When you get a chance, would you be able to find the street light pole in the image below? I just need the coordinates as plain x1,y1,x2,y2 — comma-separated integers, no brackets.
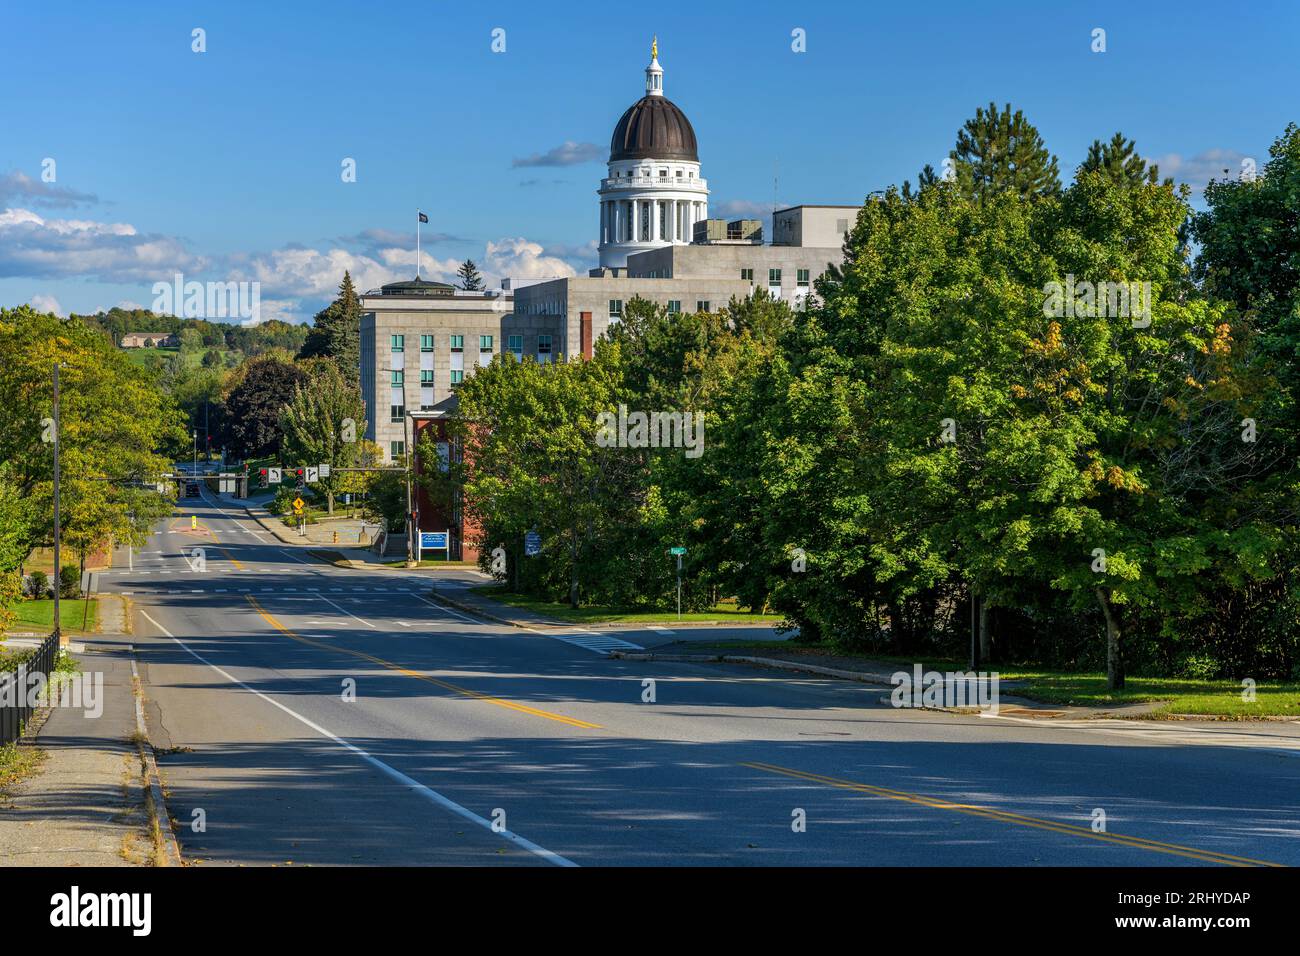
192,429,198,477
52,362,63,646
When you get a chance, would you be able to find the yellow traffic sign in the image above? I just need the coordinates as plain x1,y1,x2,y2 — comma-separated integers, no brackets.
292,497,305,513
190,515,197,530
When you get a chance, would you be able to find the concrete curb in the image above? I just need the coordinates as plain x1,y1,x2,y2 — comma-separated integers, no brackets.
429,589,553,628
242,503,304,546
129,653,182,867
609,651,903,687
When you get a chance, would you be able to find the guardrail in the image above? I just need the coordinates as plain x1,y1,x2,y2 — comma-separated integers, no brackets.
1,632,60,745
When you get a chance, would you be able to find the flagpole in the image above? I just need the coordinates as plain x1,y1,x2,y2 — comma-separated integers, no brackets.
416,209,421,278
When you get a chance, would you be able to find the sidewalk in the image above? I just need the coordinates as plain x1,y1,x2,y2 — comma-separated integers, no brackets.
234,491,379,549
0,638,154,865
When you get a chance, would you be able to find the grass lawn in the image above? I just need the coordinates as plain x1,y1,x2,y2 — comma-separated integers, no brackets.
1005,673,1300,718
669,640,1300,718
4,599,98,635
473,587,783,625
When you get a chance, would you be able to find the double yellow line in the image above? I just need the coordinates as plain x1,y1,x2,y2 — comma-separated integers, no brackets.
245,595,601,730
740,760,1283,867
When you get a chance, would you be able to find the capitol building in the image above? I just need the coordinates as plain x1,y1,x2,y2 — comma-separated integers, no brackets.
360,38,861,531
597,39,710,269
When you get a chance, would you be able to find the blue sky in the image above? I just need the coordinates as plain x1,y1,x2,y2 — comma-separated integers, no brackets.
1,0,1295,323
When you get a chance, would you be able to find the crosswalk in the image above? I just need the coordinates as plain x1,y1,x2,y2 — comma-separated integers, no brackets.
544,631,645,654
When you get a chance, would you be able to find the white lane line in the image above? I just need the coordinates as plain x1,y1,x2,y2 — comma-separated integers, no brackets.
314,592,377,629
648,627,674,635
137,610,574,867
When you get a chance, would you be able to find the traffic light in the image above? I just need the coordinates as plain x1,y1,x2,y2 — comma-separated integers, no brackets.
295,468,305,491
259,468,268,488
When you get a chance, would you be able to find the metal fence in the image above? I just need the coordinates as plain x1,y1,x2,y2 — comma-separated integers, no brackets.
1,633,60,746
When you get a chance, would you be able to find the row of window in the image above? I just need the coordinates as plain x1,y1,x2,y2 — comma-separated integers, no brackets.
611,168,696,179
608,298,714,317
390,333,552,355
736,268,811,286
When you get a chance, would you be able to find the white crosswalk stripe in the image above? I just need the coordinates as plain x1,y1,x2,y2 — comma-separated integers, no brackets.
544,631,644,655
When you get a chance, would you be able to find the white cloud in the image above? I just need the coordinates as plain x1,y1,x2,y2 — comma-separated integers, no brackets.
0,206,205,282
512,141,603,168
1151,148,1253,194
29,293,63,316
482,237,577,283
0,171,98,209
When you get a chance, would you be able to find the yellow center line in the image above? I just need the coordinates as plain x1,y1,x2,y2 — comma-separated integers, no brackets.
740,761,1284,868
245,595,602,730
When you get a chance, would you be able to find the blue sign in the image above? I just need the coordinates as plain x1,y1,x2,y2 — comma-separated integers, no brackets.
420,531,449,550
524,530,541,557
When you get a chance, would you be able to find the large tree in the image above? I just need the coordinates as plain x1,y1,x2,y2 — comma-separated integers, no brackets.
456,259,485,291
279,360,366,513
949,102,1061,201
298,272,362,378
0,306,181,572
219,353,308,460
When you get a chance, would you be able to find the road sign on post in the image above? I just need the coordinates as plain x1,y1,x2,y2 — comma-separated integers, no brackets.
669,547,686,619
305,466,319,483
268,467,281,484
319,463,331,478
525,530,541,557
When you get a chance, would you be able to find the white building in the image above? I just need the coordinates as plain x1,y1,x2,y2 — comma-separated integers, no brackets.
597,39,709,271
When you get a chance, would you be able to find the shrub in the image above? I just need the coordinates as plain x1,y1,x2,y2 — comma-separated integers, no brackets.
28,570,49,599
59,565,80,598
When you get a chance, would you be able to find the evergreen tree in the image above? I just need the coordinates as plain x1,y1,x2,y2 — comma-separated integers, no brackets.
1080,132,1164,186
950,102,1060,201
298,271,362,378
456,259,485,291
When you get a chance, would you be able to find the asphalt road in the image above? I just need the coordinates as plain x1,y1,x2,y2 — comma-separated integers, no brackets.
115,495,1300,867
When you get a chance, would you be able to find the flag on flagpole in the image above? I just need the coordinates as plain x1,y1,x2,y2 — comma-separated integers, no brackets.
418,211,429,223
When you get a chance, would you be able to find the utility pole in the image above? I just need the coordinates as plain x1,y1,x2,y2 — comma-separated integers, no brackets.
192,428,198,477
52,363,63,646
403,413,416,566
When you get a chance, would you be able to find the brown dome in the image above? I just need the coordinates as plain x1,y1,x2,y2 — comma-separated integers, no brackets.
610,95,698,163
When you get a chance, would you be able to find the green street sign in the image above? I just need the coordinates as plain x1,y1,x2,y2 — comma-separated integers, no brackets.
669,547,686,555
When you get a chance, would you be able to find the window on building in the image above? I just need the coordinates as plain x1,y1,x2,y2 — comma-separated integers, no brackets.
390,440,404,459
420,369,434,385
390,369,404,386
479,335,493,351
696,300,710,313
538,334,552,355
741,268,754,281
391,334,404,352
449,335,463,352
659,169,667,178
837,218,850,234
675,169,682,177
450,369,464,385
420,334,434,351
389,404,404,423
508,334,523,358
667,300,681,313
769,268,782,285
608,299,623,318
797,269,810,287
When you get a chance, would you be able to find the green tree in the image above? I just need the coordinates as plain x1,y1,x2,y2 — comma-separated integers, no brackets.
218,353,307,460
279,360,366,513
456,259,485,291
1080,132,1165,186
949,102,1061,201
299,272,362,378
